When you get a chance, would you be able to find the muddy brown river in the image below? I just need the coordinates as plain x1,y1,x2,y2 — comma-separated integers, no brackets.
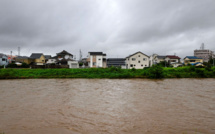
0,79,215,134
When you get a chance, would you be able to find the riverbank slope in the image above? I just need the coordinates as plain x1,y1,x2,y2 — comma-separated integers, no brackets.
0,66,215,79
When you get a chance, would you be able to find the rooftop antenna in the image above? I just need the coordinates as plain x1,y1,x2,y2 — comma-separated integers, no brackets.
201,43,205,50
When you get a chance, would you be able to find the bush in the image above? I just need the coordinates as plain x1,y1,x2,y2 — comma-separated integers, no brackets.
7,63,18,68
21,63,30,68
145,65,164,78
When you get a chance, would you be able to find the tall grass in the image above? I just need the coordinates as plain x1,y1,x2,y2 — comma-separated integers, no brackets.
0,66,215,79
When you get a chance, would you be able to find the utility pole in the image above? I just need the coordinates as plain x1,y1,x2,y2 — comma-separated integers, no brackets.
79,49,82,61
10,51,12,63
18,47,20,56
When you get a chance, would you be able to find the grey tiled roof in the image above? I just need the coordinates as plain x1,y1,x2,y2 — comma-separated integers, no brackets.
89,52,106,56
157,56,166,59
126,51,149,58
0,53,7,58
44,55,51,59
16,56,34,59
30,53,43,59
57,50,73,56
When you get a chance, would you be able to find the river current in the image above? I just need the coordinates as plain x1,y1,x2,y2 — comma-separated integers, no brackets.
0,79,215,134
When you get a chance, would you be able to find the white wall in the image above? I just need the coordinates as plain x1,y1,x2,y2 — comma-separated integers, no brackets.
126,52,149,69
96,55,103,67
68,61,79,68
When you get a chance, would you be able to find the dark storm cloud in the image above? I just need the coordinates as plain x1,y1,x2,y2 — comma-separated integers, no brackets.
0,0,215,58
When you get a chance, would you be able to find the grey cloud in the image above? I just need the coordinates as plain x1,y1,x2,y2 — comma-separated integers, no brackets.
0,0,215,59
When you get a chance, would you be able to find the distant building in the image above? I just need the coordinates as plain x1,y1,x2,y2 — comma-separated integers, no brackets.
126,51,149,69
107,58,126,68
184,56,203,66
194,43,214,62
46,50,79,68
87,52,107,68
30,53,46,65
15,56,34,64
0,53,9,66
44,55,51,62
149,54,181,67
166,55,181,64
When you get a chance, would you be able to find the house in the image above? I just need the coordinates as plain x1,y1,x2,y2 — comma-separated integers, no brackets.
184,56,203,66
0,53,9,66
166,55,181,64
149,54,167,66
15,56,34,64
30,53,46,65
126,51,149,69
46,50,79,68
107,58,126,68
87,52,107,68
56,50,73,60
46,56,57,64
44,55,51,62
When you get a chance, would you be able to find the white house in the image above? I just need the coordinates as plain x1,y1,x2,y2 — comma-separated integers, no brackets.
126,51,149,69
87,52,107,68
0,53,9,66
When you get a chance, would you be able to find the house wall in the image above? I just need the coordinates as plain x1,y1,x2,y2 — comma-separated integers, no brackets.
88,53,106,68
0,55,9,66
16,58,34,64
46,59,57,64
68,61,79,68
184,58,203,65
126,52,149,69
96,55,103,67
35,55,45,64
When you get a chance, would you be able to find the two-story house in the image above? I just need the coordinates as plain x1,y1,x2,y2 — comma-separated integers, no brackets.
30,53,46,65
126,51,149,69
87,52,107,68
184,56,203,66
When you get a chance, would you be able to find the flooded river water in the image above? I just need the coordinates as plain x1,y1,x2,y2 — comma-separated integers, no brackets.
0,79,215,134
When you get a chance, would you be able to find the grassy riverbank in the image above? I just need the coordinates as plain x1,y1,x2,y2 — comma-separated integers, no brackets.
0,66,215,79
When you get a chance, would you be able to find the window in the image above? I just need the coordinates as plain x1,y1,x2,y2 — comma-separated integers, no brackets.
128,58,129,61
138,61,140,63
132,58,136,61
93,62,96,65
98,59,101,60
130,64,133,67
141,64,143,66
134,64,136,66
139,55,140,57
2,58,6,61
143,58,147,61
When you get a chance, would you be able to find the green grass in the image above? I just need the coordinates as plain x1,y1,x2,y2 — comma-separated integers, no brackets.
0,66,215,79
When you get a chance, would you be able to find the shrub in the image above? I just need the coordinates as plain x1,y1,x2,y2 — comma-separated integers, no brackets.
7,63,18,68
21,63,30,68
146,65,164,79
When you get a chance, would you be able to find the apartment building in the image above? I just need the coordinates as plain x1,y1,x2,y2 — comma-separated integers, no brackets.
194,43,214,62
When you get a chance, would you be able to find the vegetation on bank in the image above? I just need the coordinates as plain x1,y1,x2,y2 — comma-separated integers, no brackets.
0,66,215,79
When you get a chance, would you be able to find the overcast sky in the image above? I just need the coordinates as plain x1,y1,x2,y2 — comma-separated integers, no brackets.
0,0,215,59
